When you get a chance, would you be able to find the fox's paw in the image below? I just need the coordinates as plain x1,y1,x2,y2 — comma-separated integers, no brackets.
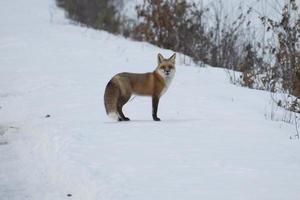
153,117,161,121
123,117,130,121
118,117,130,121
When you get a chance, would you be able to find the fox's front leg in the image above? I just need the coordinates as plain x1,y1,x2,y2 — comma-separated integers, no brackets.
152,96,161,121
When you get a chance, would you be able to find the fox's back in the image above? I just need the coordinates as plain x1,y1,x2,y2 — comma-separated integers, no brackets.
112,72,164,96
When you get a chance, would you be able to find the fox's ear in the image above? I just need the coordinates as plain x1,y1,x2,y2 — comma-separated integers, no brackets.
169,53,176,64
158,53,164,64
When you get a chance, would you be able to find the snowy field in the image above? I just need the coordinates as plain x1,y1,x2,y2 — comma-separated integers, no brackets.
1,0,300,199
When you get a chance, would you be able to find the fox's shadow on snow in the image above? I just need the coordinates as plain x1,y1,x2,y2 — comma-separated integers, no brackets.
103,118,199,124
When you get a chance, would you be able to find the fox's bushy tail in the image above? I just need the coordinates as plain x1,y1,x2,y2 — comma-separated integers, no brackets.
104,79,119,120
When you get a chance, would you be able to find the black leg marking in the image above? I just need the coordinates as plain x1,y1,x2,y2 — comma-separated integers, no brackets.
152,96,161,121
117,107,130,121
117,99,130,121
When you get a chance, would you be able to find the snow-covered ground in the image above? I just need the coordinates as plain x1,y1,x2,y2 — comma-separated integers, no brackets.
1,0,300,199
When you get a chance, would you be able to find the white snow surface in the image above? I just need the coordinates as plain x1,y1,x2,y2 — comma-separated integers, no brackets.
1,0,300,200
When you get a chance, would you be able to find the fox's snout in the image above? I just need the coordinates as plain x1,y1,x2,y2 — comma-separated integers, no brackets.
160,67,174,77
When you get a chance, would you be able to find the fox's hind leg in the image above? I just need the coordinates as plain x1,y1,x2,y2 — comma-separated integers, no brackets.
117,94,131,121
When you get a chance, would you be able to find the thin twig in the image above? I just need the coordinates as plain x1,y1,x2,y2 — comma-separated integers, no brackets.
294,115,300,139
128,95,137,102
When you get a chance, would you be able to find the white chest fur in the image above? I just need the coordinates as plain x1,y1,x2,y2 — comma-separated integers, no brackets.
158,71,175,97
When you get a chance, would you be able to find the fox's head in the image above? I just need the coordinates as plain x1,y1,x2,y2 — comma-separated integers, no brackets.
156,53,176,79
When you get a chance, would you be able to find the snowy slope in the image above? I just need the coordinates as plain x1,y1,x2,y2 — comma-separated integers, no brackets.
1,0,300,200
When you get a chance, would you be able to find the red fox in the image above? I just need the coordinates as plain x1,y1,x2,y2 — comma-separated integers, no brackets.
104,53,176,121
